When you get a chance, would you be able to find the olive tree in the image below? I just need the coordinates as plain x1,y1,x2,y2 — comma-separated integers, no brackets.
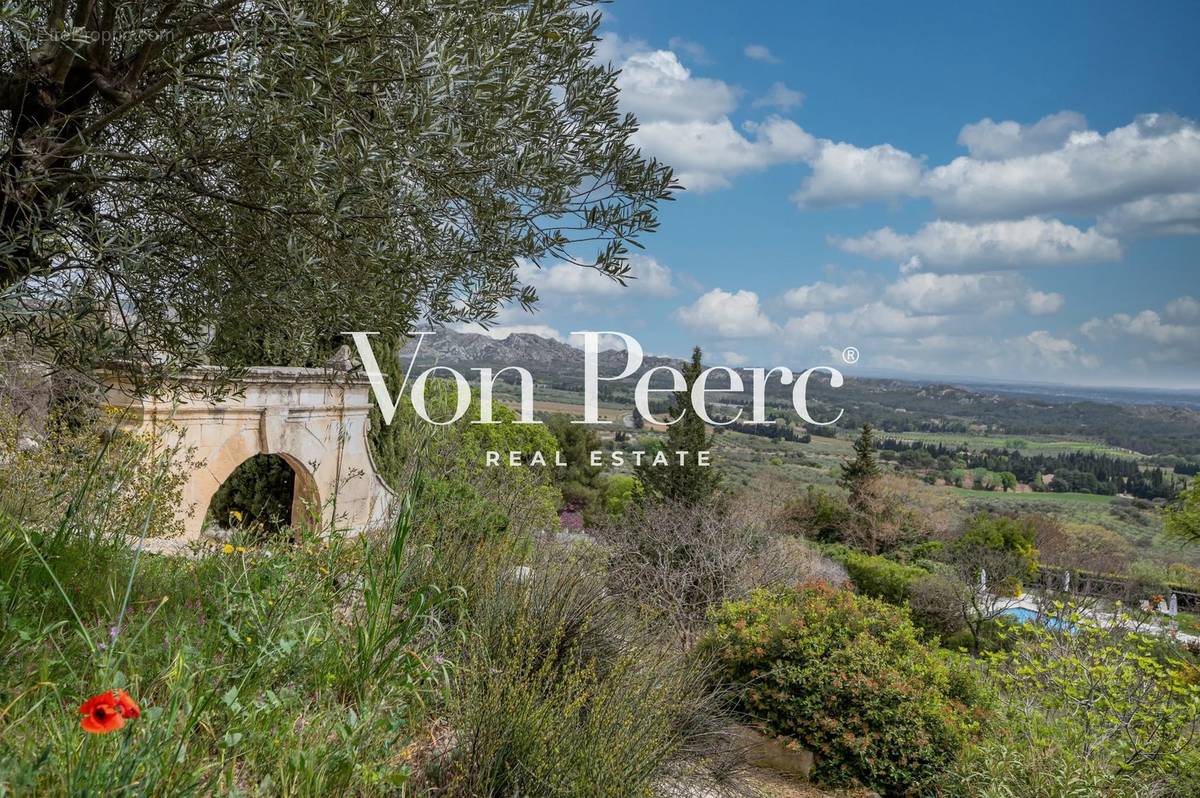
0,1,673,390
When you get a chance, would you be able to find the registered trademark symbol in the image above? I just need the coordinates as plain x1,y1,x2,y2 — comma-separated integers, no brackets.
841,346,860,365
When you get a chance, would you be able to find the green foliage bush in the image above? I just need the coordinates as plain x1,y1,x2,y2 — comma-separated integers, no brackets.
1,487,451,794
699,583,981,793
946,735,1157,798
0,409,197,628
546,414,605,515
943,606,1200,797
1165,479,1200,543
0,409,192,543
369,369,561,536
824,544,929,605
957,512,1038,583
599,474,642,518
418,478,512,542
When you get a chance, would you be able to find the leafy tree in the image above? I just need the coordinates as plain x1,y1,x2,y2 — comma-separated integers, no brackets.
839,423,879,509
634,347,719,504
956,513,1039,579
546,413,604,513
946,604,1200,796
941,513,1040,652
364,336,561,536
599,474,641,518
0,1,674,390
1032,515,1134,576
1165,480,1200,544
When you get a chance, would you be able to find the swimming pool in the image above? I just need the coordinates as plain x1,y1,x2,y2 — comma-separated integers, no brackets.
1000,606,1076,632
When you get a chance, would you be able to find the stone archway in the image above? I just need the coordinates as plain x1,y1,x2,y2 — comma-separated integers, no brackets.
205,452,320,532
105,366,395,541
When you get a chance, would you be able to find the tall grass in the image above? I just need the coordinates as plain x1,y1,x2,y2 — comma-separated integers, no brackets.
1,407,753,796
0,411,450,795
423,553,749,798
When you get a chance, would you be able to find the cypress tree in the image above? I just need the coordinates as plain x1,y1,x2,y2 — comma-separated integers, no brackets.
635,347,720,504
840,423,879,509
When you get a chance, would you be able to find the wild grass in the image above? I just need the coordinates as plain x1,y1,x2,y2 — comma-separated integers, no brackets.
427,556,747,797
0,407,451,794
0,410,748,796
0,507,451,795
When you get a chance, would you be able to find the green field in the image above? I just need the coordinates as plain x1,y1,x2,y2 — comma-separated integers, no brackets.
880,430,1146,458
945,487,1116,505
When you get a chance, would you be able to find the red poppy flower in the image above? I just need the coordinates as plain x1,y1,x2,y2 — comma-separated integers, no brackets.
114,689,140,719
79,691,125,734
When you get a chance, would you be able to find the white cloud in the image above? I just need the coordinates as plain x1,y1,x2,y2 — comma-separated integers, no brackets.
752,81,804,111
634,116,816,192
1097,191,1200,237
782,311,834,339
782,279,874,311
781,329,1108,383
744,44,781,63
597,35,820,192
834,217,1122,272
1166,296,1200,323
784,273,1063,329
674,288,777,338
793,141,924,207
769,298,1125,381
667,36,710,64
786,112,1200,232
520,255,676,298
1022,290,1065,316
1082,309,1193,347
593,32,646,66
616,50,739,123
884,273,1026,315
834,302,951,337
924,113,1200,219
1010,330,1101,371
1079,299,1200,369
718,351,748,366
957,111,1089,160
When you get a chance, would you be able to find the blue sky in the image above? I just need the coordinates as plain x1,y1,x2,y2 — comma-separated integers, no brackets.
467,1,1200,389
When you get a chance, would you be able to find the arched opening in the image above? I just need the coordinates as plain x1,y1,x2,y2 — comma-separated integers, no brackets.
205,453,320,536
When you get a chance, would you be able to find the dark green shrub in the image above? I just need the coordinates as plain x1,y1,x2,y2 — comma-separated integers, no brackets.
825,545,929,605
418,478,510,543
207,453,295,532
956,513,1038,584
699,583,981,794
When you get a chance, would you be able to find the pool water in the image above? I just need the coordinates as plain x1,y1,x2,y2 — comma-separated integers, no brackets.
1000,606,1076,632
